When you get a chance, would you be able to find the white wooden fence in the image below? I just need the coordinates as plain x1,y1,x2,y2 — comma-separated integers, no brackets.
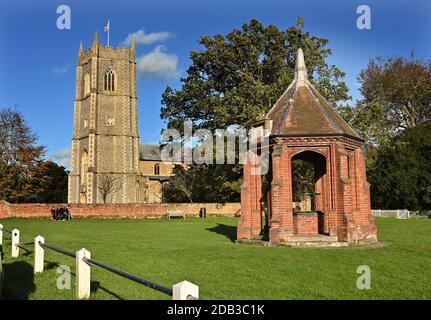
371,209,410,219
0,223,199,300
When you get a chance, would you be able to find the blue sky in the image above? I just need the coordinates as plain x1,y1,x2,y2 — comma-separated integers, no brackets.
0,0,430,168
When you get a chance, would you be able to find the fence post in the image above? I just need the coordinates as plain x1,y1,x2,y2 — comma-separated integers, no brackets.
0,251,3,299
173,280,199,300
76,248,91,299
34,236,44,274
11,228,19,258
0,223,3,245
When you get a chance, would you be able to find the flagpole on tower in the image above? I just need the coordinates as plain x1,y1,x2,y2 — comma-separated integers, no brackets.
104,20,110,46
107,20,110,46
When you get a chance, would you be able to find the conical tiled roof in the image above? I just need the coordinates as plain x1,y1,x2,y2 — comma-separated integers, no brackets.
266,48,362,140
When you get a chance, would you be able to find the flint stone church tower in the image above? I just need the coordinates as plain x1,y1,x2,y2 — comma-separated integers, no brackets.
68,32,172,204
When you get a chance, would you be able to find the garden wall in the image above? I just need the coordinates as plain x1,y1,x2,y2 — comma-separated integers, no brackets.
0,201,241,219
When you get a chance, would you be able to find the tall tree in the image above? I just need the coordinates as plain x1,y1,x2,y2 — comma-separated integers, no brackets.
163,165,197,203
160,20,351,201
37,161,69,203
97,174,121,203
350,55,431,149
164,164,242,203
0,107,49,203
161,19,351,133
368,122,431,211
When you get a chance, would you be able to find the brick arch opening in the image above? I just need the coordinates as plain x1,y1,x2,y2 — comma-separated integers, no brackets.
291,150,327,235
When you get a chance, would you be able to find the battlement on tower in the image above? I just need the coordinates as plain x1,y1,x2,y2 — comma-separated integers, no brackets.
78,31,135,65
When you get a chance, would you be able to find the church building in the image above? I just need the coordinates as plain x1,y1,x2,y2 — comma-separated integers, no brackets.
68,32,174,204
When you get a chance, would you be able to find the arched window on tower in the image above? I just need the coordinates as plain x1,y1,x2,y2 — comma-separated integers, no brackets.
154,163,160,175
104,70,115,92
80,150,88,186
84,73,90,96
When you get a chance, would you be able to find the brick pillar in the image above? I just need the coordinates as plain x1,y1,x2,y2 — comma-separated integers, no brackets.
336,146,377,243
237,151,262,240
353,148,377,241
339,148,352,214
268,143,293,244
335,146,351,241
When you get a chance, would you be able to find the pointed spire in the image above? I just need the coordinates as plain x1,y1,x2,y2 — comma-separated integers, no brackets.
130,37,135,52
129,37,135,62
294,48,308,86
92,30,99,47
78,40,83,56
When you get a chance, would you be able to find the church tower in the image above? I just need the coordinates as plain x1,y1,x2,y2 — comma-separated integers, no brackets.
68,32,140,204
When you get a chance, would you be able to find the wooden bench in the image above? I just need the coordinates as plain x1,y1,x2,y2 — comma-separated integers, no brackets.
166,211,185,219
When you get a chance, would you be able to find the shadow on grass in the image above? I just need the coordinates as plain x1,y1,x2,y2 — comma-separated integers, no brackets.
91,281,124,300
207,223,237,243
2,261,35,300
20,246,33,257
45,259,124,300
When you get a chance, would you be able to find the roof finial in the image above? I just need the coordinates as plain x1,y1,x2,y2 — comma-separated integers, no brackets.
296,16,304,30
296,16,304,48
295,48,308,86
93,30,99,47
78,40,83,56
294,17,307,86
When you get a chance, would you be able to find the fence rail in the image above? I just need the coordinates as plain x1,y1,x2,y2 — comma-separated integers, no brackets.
0,226,12,234
82,256,173,296
39,242,76,259
0,223,199,300
17,241,35,246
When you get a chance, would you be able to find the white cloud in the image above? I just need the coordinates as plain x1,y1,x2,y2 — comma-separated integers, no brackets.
51,64,69,76
136,45,180,80
50,148,71,169
122,29,173,46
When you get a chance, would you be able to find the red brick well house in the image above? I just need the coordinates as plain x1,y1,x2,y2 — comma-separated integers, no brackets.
237,48,377,246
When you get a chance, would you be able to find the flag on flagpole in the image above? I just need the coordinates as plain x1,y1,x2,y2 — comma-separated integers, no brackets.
104,20,110,32
104,20,110,46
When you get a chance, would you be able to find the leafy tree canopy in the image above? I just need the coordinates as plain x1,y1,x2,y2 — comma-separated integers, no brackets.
161,19,350,133
0,107,49,203
347,55,431,150
164,164,242,203
37,161,68,203
0,107,69,203
160,19,351,202
368,121,431,211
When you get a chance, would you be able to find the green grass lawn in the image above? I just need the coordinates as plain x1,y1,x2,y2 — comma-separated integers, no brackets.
0,217,430,300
